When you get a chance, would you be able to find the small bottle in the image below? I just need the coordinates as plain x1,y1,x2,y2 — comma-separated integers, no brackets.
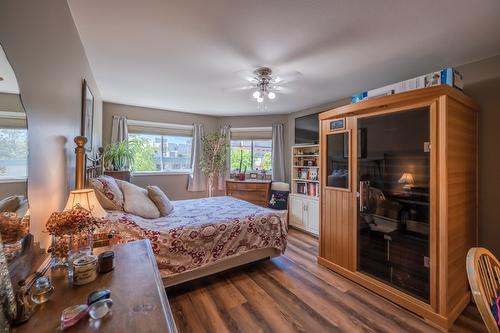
98,251,115,273
31,277,54,304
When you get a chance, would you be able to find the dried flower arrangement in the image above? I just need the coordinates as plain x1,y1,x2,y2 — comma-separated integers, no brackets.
46,206,105,259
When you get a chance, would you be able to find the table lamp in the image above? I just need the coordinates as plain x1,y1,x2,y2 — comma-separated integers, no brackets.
398,172,415,190
64,189,107,218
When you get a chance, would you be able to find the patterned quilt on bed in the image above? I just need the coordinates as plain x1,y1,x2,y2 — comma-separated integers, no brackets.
100,196,287,278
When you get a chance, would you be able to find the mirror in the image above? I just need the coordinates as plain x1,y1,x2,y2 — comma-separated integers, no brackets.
0,43,30,264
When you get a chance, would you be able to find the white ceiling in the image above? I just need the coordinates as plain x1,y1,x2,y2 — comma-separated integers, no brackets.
0,44,19,94
68,0,500,116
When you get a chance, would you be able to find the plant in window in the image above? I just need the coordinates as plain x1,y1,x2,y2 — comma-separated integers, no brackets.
128,137,156,172
200,132,229,197
103,141,135,171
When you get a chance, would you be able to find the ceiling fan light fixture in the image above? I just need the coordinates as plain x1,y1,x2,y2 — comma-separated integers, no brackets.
229,66,302,108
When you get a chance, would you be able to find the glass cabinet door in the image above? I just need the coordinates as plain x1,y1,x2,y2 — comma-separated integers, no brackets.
326,132,349,189
356,107,431,302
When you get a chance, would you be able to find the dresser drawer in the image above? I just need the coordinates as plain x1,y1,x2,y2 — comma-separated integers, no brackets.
225,181,271,207
226,182,269,191
227,189,268,200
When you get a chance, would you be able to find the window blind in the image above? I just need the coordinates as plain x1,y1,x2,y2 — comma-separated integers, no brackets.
0,111,27,129
128,120,193,137
230,127,272,140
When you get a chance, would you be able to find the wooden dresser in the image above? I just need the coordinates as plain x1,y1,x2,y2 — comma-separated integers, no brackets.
225,180,271,207
13,240,178,333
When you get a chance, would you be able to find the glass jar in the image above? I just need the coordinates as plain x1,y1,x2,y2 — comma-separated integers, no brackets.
30,276,54,304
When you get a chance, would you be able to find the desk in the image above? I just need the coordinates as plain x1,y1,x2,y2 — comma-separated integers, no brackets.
13,240,177,333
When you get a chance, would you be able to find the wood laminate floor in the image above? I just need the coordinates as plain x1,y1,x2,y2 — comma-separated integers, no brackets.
167,228,487,333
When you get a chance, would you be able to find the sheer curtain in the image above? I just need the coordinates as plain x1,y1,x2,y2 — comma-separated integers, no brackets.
272,123,285,182
188,123,207,192
110,115,128,144
218,125,231,190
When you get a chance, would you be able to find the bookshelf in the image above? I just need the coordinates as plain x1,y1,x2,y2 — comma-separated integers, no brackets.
291,144,320,198
289,144,320,236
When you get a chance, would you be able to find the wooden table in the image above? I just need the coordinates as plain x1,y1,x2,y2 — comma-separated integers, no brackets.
225,179,271,207
12,240,178,333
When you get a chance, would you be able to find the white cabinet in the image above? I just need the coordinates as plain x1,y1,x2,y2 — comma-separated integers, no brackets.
307,199,319,235
289,195,306,230
289,194,319,236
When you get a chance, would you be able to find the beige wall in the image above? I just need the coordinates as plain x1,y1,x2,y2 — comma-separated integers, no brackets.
457,55,500,257
0,0,103,247
103,102,218,199
103,102,219,146
102,103,289,198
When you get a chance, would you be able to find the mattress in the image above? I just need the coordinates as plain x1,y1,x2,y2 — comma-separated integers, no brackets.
100,196,288,279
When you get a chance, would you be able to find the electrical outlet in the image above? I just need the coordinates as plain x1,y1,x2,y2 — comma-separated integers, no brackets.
424,256,430,268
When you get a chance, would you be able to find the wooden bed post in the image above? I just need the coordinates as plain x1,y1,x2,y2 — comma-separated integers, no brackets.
74,136,87,190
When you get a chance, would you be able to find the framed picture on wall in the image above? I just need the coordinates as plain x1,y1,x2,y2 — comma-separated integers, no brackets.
81,79,94,152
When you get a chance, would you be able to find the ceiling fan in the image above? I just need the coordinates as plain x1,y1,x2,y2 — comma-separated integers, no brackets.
228,66,302,106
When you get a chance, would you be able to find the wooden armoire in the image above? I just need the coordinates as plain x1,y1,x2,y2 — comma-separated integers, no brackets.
318,85,478,330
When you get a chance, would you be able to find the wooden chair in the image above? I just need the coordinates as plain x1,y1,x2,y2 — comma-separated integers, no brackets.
466,247,500,333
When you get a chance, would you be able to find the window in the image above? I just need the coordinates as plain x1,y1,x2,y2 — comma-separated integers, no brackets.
230,139,272,172
0,128,28,180
128,133,192,173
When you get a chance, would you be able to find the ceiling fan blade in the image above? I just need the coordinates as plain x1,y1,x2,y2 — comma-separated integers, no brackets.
271,71,303,84
223,85,256,92
272,86,295,94
234,69,260,83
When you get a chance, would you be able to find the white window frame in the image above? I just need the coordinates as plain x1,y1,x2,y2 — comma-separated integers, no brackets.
230,139,273,172
128,120,193,176
0,111,28,182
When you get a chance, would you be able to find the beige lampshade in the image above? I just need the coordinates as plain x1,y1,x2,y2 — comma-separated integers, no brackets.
398,172,415,189
64,189,107,218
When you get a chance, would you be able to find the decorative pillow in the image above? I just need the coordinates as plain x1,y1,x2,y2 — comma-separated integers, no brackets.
268,190,289,210
147,186,174,217
89,176,124,210
121,182,160,219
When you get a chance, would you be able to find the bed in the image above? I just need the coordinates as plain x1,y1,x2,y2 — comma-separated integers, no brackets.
77,139,287,286
99,195,287,286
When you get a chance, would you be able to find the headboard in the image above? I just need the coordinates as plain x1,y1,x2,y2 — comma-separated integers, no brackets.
74,136,104,189
74,136,114,248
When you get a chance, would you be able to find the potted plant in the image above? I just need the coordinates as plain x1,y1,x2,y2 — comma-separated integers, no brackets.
103,141,135,181
200,132,229,197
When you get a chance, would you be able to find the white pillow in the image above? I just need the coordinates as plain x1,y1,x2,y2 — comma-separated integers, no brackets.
121,182,160,219
88,176,124,210
147,186,174,216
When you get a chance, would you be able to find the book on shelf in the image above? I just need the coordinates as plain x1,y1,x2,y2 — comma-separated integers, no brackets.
297,182,306,195
296,182,320,197
296,167,319,181
307,182,319,197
